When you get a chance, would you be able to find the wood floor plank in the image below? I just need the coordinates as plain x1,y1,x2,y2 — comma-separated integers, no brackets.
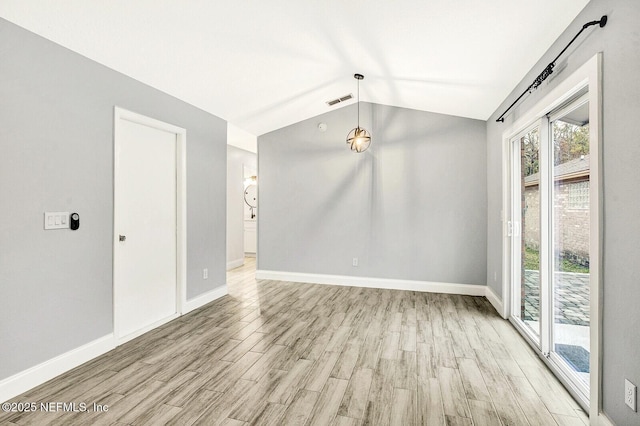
400,324,417,352
432,335,458,370
474,349,529,426
219,418,247,426
133,403,182,425
304,350,341,392
467,399,501,426
89,380,164,425
389,388,416,426
362,359,395,426
416,319,433,343
267,358,314,405
445,414,474,425
416,342,436,380
192,379,255,426
273,338,314,371
355,322,382,370
307,377,349,426
302,328,334,361
205,351,263,392
394,350,417,390
325,326,352,353
518,364,579,416
163,362,231,407
227,369,286,422
330,338,362,380
338,368,374,420
279,389,319,425
553,413,588,426
165,388,222,426
379,331,401,360
247,402,287,426
417,377,445,426
331,415,361,426
457,357,492,402
438,366,471,419
506,375,557,426
241,344,287,381
219,331,266,362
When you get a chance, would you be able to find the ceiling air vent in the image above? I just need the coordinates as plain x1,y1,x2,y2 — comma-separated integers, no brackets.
326,93,353,107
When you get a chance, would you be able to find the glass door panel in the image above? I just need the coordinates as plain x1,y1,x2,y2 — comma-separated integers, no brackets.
512,127,541,342
551,101,591,392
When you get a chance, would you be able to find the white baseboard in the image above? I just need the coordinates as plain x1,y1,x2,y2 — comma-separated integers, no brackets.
0,334,115,403
0,285,228,404
117,313,180,346
183,285,228,314
256,270,486,296
597,413,615,426
227,258,244,270
485,286,506,318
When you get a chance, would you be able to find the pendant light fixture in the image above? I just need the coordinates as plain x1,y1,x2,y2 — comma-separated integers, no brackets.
346,73,371,153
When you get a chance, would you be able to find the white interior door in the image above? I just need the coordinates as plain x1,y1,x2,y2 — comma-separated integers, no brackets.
114,112,178,340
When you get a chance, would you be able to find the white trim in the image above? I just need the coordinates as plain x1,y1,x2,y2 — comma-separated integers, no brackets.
540,114,551,356
176,118,188,317
256,270,486,296
0,335,115,403
183,285,228,314
113,107,187,340
485,286,505,318
227,258,244,270
588,53,604,424
116,314,179,346
500,54,602,417
501,132,512,321
597,414,615,426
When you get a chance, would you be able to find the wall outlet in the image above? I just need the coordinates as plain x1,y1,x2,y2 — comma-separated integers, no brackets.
203,268,208,279
625,379,637,411
352,257,358,267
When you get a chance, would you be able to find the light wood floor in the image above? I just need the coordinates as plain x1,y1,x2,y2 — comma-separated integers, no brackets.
1,258,588,425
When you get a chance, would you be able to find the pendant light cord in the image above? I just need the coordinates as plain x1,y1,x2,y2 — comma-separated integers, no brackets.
357,78,360,128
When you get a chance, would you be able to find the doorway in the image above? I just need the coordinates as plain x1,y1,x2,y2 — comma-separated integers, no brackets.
507,90,597,408
243,165,257,258
113,107,187,343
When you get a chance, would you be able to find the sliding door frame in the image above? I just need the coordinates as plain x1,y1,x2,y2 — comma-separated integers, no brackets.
501,54,603,421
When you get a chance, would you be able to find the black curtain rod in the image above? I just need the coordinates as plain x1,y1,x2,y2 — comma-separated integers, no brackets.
496,15,608,123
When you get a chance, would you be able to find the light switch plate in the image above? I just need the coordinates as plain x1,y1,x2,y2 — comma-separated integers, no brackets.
44,212,70,230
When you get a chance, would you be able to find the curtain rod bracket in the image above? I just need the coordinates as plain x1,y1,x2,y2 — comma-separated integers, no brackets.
496,15,607,123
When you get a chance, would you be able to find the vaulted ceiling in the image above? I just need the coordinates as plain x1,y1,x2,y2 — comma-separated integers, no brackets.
1,1,589,135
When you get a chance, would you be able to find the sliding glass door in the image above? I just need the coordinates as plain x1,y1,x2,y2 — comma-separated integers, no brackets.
550,98,591,395
511,125,541,345
509,93,591,402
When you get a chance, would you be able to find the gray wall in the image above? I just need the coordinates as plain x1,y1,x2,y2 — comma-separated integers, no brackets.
258,102,487,285
227,145,257,267
0,19,227,380
485,0,640,423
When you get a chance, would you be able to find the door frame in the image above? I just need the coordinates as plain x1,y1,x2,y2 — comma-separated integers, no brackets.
113,106,187,344
500,54,603,420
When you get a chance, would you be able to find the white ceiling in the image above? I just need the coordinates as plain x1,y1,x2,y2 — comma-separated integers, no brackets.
1,1,589,136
